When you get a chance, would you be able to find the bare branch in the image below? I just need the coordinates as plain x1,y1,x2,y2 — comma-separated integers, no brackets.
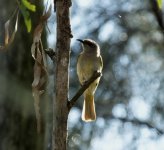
68,71,102,111
110,115,164,135
45,48,56,61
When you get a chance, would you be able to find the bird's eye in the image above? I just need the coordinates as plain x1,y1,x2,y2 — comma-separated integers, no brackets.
88,43,95,48
85,42,94,47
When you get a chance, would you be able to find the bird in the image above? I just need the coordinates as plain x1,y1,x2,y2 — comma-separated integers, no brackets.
76,39,103,122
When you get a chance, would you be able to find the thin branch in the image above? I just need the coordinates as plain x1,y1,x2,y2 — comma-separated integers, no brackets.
45,48,56,61
68,71,102,111
110,115,164,135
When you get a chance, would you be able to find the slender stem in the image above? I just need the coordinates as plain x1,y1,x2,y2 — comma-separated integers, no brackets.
45,48,56,61
68,71,101,111
110,115,164,135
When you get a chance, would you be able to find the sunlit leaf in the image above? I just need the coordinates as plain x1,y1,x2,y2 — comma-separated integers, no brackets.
19,4,32,32
157,0,162,9
22,0,36,12
25,17,31,32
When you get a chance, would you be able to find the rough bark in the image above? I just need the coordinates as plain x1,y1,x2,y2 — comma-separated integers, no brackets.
52,0,72,150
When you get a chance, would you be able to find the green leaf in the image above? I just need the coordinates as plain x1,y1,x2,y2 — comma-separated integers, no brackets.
25,17,32,32
22,0,36,12
19,4,32,32
157,0,162,9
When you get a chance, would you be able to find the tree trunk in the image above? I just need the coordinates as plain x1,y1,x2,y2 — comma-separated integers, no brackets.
52,0,72,150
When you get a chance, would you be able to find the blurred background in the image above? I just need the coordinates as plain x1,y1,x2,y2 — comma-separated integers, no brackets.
1,0,164,150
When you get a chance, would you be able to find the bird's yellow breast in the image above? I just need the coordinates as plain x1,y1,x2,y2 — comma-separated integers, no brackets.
77,52,102,84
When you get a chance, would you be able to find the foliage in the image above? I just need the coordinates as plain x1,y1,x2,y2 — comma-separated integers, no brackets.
0,1,46,150
19,0,36,32
157,0,162,9
0,0,36,50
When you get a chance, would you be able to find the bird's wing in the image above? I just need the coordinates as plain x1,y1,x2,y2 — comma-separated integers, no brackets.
77,53,82,63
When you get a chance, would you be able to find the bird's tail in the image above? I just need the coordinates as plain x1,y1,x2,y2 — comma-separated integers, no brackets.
82,92,96,122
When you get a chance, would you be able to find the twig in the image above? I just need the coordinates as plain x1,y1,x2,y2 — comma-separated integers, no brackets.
54,0,56,12
68,71,102,111
110,115,164,135
45,48,56,61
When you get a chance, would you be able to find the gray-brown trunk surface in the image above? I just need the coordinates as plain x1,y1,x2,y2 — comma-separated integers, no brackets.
52,0,71,150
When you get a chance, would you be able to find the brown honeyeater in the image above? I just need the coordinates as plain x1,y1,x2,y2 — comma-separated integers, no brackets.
77,39,103,122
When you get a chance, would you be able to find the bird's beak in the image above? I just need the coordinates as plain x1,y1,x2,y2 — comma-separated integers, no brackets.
76,39,84,43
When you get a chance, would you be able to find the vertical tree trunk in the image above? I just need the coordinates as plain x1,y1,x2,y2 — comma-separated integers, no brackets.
52,0,72,150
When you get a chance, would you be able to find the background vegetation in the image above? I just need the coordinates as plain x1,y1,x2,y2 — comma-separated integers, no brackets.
0,0,164,150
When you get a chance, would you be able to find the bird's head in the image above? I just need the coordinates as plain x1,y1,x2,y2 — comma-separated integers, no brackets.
77,39,100,54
